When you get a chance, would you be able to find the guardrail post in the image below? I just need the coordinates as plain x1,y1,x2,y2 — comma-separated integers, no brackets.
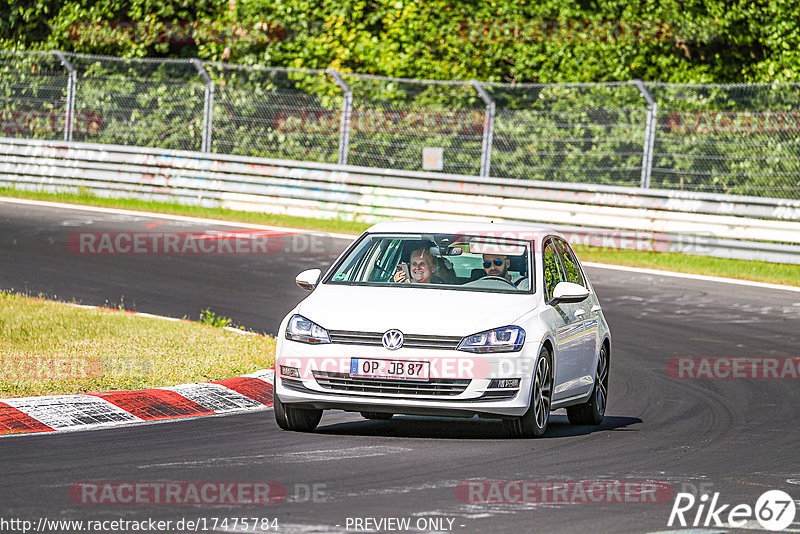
326,69,353,166
471,80,495,178
191,59,214,153
633,80,657,189
53,51,77,142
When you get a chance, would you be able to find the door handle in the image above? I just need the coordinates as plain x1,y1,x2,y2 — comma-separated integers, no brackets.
591,305,602,313
574,309,586,318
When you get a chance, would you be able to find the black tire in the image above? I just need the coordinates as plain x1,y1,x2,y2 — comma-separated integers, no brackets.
567,343,609,426
504,346,553,438
360,412,393,420
273,393,323,432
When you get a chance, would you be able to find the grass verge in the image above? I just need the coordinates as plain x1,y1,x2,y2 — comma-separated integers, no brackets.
0,292,275,398
0,187,371,235
2,187,798,287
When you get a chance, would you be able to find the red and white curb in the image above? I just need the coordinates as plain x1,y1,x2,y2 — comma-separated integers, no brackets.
0,301,275,436
0,369,274,436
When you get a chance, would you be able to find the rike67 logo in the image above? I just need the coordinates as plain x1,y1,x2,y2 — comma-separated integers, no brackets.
669,490,796,531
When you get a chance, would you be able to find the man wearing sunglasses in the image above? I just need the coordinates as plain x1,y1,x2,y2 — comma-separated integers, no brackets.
482,254,517,282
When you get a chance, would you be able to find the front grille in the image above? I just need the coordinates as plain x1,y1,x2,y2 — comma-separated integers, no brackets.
328,330,461,350
313,371,470,397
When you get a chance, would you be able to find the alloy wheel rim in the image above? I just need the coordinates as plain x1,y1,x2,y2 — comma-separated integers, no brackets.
533,355,551,428
596,347,608,415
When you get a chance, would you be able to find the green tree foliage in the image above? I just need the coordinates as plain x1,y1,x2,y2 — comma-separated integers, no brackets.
2,1,799,198
2,0,799,83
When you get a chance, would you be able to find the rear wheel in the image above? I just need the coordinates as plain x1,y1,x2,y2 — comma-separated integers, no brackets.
360,412,393,420
567,344,609,426
504,346,553,438
274,393,323,432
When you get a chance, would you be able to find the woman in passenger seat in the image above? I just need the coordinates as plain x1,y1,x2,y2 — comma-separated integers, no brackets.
393,246,438,284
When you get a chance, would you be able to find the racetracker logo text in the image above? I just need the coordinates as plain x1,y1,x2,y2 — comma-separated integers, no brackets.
277,355,539,380
67,21,287,45
457,480,674,504
69,482,287,505
1,110,104,135
667,357,800,379
67,230,328,255
0,354,151,380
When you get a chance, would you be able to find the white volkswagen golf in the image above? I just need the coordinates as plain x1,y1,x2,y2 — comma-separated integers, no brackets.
274,221,611,438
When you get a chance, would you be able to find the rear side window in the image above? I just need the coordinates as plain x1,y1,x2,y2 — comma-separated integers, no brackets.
542,239,565,302
555,239,585,288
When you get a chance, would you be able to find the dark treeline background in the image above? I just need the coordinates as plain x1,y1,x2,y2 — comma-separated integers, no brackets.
2,0,798,82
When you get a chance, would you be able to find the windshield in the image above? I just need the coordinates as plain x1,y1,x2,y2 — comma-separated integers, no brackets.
326,233,533,293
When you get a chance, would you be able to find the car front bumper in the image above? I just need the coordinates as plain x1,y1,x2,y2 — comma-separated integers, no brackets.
275,342,540,418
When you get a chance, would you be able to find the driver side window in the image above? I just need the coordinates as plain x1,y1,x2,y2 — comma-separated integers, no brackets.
543,240,565,302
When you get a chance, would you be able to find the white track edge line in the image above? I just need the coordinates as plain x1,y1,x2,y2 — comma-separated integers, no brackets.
583,261,800,293
0,196,356,240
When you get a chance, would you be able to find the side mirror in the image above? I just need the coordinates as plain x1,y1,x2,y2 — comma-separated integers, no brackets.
548,281,589,306
295,269,322,291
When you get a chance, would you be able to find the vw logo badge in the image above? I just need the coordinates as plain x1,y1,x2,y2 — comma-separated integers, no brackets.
382,329,404,350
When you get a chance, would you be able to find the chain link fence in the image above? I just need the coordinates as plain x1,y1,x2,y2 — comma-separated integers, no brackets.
2,50,799,198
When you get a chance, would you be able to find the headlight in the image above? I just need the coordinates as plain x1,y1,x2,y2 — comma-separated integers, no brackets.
457,326,525,353
285,314,330,344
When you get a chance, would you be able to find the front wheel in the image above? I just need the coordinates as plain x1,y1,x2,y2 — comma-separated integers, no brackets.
504,346,553,438
567,344,609,426
274,393,323,432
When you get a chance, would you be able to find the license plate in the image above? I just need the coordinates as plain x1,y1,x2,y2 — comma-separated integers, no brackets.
350,358,430,381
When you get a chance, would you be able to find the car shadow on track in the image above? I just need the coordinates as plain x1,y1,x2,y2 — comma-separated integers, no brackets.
543,414,642,438
316,413,641,440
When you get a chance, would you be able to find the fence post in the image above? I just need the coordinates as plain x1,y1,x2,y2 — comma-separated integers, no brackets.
326,69,353,166
53,51,76,143
191,59,214,153
633,80,657,188
471,80,495,178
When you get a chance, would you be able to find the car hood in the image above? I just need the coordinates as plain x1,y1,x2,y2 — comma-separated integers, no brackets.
296,284,537,336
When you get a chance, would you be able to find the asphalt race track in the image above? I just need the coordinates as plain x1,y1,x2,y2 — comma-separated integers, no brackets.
2,198,799,534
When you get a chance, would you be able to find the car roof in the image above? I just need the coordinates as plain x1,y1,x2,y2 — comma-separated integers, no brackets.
365,220,559,241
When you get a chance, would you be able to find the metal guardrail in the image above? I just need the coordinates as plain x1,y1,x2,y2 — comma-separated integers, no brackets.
3,51,800,198
1,136,799,264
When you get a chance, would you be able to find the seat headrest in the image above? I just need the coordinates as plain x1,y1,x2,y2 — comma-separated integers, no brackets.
509,255,527,275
